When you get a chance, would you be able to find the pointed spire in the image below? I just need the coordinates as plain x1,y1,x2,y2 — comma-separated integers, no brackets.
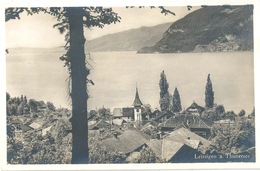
132,84,143,107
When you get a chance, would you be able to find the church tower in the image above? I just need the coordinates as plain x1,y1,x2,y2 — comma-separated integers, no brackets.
132,86,143,122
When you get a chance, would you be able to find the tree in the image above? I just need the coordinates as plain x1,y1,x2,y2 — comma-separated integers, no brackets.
6,7,120,164
24,95,28,103
238,109,246,117
172,87,182,113
134,147,157,163
47,101,56,111
159,70,170,111
250,108,255,117
205,74,214,108
29,99,38,113
201,105,225,121
17,101,27,115
6,6,179,164
142,104,152,120
6,92,10,101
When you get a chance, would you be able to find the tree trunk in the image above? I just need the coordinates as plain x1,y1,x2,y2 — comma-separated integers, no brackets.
67,7,89,164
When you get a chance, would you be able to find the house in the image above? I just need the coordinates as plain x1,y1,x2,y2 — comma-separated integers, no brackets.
186,101,205,115
149,109,161,119
9,118,23,125
154,110,174,123
20,124,32,132
147,127,212,163
42,126,52,136
89,119,111,130
141,120,159,131
160,113,213,139
101,130,151,155
37,101,47,112
113,86,145,122
28,122,42,131
112,118,127,126
122,107,134,121
113,108,123,119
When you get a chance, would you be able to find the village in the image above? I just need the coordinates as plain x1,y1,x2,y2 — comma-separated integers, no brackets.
6,73,255,164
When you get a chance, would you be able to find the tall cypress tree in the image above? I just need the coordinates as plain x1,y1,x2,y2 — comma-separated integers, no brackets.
172,87,182,113
159,70,170,111
205,74,214,108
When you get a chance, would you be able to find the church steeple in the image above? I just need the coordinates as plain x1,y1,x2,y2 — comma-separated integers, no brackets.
132,85,143,107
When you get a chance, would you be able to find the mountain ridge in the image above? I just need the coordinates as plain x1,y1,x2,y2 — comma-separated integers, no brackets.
138,5,253,53
86,22,172,52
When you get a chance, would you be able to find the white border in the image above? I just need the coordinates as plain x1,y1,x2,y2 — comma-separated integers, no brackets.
1,0,259,170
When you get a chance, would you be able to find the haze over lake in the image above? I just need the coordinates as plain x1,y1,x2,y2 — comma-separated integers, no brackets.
6,50,254,114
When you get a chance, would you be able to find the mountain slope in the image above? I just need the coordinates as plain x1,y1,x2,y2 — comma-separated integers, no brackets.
138,5,253,53
86,23,172,52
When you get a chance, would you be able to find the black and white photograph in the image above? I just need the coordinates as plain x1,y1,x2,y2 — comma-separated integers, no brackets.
2,1,259,169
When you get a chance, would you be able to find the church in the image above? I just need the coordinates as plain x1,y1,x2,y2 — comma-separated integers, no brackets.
112,86,145,122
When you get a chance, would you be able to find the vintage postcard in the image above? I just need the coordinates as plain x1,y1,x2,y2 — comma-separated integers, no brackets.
1,0,260,170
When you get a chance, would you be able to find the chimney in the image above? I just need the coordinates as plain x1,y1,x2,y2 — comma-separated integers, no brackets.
157,132,162,139
113,132,118,139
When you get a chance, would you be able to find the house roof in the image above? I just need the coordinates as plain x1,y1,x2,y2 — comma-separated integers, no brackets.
122,108,134,117
89,120,111,130
10,118,23,124
162,113,213,129
20,124,32,132
146,138,185,161
37,101,47,108
126,151,141,162
147,128,211,161
113,108,123,117
42,126,52,136
164,127,211,148
186,101,205,113
154,110,174,121
146,139,163,158
162,139,184,161
88,120,97,127
132,87,143,107
141,120,159,131
113,119,126,126
101,130,151,154
28,122,42,130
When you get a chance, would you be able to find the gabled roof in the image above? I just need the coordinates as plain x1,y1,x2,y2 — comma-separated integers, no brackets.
42,126,52,136
112,119,127,126
88,120,97,127
101,130,151,154
132,87,143,107
28,122,42,130
37,101,47,108
154,110,174,121
186,101,205,113
146,138,185,161
20,124,32,132
89,120,111,130
113,108,123,117
141,120,159,131
164,127,211,148
146,139,163,158
162,113,213,129
147,128,211,161
122,108,134,117
162,139,184,161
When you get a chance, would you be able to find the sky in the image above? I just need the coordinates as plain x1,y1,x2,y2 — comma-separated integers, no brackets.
5,6,200,48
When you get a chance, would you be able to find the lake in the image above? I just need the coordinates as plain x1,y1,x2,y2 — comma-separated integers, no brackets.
6,50,254,114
